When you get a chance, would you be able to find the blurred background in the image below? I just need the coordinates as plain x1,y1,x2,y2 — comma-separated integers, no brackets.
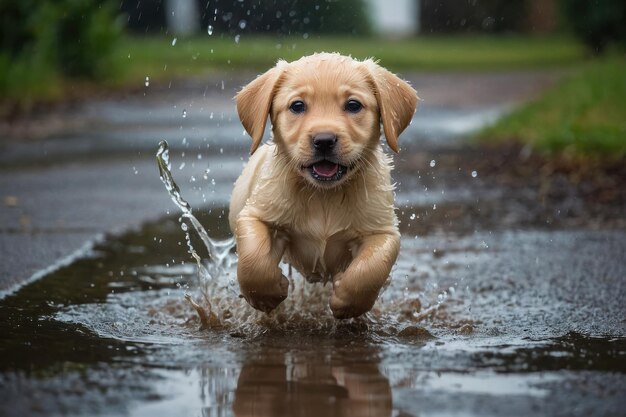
1,0,624,157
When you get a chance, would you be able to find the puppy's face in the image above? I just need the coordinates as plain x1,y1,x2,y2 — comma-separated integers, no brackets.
270,56,380,187
236,53,418,189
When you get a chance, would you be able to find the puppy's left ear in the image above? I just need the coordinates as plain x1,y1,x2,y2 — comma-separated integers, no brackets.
235,62,285,154
363,60,418,153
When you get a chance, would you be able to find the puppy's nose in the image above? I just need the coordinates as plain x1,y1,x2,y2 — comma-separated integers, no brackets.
312,132,337,152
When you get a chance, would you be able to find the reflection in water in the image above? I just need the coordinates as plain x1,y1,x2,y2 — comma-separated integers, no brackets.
229,340,391,417
233,362,391,417
233,364,391,416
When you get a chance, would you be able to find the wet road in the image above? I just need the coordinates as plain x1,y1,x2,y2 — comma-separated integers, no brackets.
0,71,624,417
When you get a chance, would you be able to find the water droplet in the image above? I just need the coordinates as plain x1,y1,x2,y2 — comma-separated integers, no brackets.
144,76,150,87
171,37,177,46
207,25,213,35
471,170,478,178
234,34,240,44
410,213,416,220
430,160,436,168
238,20,247,29
179,162,185,170
433,204,437,210
182,109,187,118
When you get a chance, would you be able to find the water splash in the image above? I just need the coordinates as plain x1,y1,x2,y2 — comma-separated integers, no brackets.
156,140,235,285
155,140,459,337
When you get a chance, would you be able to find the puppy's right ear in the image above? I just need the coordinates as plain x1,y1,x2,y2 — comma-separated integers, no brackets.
235,63,285,154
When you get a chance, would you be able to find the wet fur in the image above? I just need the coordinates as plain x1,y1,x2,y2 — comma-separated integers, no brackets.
230,53,418,318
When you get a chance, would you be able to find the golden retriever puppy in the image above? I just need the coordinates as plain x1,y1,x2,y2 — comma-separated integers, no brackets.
229,53,418,319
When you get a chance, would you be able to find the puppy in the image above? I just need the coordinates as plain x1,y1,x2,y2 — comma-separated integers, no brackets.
229,53,418,319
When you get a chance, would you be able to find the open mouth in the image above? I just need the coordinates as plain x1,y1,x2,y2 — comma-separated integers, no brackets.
306,160,348,182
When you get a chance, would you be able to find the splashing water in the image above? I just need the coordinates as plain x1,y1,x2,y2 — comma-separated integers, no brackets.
156,140,236,324
155,140,459,336
157,140,234,267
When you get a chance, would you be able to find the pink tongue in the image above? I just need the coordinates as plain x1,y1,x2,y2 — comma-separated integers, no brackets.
313,161,338,177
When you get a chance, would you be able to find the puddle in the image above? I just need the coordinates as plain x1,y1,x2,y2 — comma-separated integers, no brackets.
421,372,559,397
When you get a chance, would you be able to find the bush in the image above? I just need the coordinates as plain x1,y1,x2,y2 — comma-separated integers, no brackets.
53,0,123,78
122,0,372,36
197,0,372,37
420,0,528,33
561,0,626,53
0,0,123,98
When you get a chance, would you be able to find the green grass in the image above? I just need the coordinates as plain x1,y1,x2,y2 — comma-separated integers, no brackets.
478,57,626,157
115,34,585,81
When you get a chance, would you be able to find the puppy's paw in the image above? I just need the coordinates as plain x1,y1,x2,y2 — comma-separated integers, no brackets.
330,273,376,319
241,274,289,313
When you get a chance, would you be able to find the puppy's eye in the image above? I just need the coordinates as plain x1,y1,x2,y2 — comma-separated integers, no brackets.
289,100,306,114
345,99,363,113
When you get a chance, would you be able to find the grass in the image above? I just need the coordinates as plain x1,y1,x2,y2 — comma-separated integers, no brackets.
115,34,585,82
478,57,626,158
